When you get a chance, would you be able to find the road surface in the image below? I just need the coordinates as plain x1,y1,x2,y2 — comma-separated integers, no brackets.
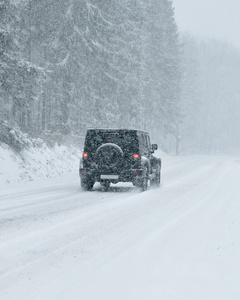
1,155,240,300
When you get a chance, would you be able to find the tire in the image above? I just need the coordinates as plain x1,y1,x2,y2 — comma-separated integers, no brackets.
96,143,123,169
140,167,148,192
150,167,161,187
100,181,110,192
81,177,94,191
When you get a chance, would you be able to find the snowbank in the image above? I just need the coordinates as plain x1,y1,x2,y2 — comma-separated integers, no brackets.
0,142,81,186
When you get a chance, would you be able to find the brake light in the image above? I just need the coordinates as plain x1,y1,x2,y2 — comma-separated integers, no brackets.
82,153,88,158
133,154,139,159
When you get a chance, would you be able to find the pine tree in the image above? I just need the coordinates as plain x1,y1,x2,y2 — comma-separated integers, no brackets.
141,0,181,146
0,0,46,131
0,0,18,121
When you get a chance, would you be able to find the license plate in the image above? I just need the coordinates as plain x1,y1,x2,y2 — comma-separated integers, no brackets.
100,174,119,180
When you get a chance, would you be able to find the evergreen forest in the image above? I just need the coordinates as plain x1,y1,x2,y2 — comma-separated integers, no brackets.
1,0,240,153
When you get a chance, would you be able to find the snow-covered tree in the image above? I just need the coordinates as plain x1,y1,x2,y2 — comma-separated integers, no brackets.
1,0,182,149
0,0,46,131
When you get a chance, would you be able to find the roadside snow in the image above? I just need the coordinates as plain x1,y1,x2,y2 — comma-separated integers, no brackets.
0,143,80,185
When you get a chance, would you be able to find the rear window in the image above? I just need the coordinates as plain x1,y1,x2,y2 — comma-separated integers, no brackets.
84,130,139,154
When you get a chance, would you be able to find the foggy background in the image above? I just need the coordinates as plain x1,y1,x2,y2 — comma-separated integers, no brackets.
173,0,240,154
173,0,240,49
1,0,240,154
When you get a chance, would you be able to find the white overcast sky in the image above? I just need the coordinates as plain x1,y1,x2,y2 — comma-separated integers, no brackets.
172,0,240,50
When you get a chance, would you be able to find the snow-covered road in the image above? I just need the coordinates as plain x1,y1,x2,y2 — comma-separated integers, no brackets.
1,155,240,300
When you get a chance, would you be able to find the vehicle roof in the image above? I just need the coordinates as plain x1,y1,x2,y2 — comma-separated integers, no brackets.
86,128,149,135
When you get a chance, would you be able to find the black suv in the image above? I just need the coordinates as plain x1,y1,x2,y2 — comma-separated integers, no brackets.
79,129,161,191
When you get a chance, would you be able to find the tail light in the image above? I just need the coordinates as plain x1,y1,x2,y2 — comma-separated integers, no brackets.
133,154,139,159
82,152,88,158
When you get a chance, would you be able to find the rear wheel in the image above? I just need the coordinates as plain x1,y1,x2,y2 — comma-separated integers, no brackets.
140,168,148,192
150,167,161,187
81,177,94,191
100,181,110,191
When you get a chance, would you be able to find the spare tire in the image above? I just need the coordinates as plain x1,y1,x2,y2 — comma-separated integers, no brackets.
96,143,123,168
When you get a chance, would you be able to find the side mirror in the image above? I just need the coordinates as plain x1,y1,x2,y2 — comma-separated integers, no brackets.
151,144,158,151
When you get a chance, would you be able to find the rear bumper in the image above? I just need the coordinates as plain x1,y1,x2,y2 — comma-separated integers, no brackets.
79,168,143,183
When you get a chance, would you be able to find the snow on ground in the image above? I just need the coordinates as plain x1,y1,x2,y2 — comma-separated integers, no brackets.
1,145,240,300
0,142,80,185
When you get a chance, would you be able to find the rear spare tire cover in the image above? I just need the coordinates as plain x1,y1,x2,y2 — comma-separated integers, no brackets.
96,143,123,168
